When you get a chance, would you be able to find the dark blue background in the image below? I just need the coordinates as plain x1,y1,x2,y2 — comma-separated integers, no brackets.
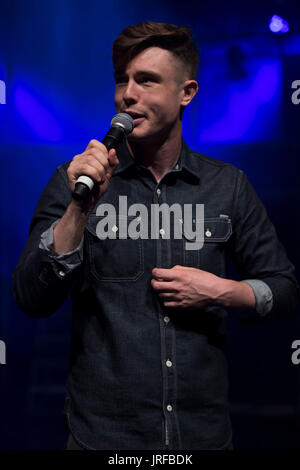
0,0,300,449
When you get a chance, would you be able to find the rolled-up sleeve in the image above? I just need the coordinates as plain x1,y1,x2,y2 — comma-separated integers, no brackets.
242,279,273,315
12,163,83,317
228,170,300,319
39,219,84,277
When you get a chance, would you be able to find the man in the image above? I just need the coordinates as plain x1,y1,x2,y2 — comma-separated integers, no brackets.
12,21,299,450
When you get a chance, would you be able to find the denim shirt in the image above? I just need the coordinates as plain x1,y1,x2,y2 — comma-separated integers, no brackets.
12,140,300,450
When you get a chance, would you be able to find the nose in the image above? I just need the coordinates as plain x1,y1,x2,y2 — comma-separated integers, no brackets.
122,79,138,106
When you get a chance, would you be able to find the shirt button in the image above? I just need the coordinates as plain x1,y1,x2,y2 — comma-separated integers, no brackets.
163,316,170,324
58,270,66,277
167,404,173,412
156,188,161,196
205,229,212,237
159,228,165,236
166,359,172,367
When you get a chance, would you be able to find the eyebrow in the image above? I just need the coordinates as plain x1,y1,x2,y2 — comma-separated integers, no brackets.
114,70,162,82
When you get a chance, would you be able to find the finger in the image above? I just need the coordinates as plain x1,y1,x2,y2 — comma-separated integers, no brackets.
106,149,119,178
151,279,178,292
85,139,107,153
71,160,107,185
84,154,109,174
86,149,111,171
152,268,177,281
73,152,109,175
158,292,178,300
75,147,114,178
163,301,182,308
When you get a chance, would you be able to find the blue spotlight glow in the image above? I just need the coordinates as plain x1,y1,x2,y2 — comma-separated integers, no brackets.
199,61,281,142
14,87,62,141
269,15,289,34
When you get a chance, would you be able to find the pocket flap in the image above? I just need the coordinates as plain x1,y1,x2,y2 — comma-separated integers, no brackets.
183,217,232,242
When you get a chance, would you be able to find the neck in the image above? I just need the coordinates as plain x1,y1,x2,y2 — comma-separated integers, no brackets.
126,122,182,183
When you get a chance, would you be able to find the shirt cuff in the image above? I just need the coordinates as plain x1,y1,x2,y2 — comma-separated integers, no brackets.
242,279,274,316
39,219,84,270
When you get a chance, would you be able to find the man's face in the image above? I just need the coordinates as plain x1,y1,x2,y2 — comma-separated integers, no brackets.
114,47,187,143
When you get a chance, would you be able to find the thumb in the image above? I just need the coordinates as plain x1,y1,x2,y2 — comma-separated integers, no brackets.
108,148,116,157
106,148,119,177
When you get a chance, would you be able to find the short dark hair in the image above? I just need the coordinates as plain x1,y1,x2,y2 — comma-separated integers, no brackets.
112,21,199,80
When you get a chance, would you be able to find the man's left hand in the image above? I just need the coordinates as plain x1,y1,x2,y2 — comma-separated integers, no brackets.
151,265,222,310
151,265,256,310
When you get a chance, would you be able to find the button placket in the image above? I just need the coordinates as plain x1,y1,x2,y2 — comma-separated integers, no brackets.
154,181,177,448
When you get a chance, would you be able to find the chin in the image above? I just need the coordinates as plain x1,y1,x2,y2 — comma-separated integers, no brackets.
127,130,152,143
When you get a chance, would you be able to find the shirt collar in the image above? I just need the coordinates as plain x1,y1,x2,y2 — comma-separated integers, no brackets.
113,138,200,182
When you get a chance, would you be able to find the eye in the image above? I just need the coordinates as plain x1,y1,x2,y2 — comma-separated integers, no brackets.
137,75,155,85
140,77,151,83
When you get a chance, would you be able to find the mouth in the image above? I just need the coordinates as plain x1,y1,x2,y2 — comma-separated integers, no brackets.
123,110,146,125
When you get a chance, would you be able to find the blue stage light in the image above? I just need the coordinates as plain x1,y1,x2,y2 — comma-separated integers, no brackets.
14,87,62,142
269,15,289,34
197,60,281,143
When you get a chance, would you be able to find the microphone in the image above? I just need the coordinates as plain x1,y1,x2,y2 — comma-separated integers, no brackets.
72,113,134,201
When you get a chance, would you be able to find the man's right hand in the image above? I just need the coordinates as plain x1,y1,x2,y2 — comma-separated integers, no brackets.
52,140,119,254
67,139,119,211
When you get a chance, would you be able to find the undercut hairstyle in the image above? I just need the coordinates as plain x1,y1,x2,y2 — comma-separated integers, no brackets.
112,21,199,81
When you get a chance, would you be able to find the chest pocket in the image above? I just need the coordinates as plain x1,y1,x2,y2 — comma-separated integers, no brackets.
182,216,232,275
85,215,144,282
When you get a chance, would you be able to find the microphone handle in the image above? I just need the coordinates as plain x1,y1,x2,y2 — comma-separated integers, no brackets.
72,126,125,201
102,125,125,150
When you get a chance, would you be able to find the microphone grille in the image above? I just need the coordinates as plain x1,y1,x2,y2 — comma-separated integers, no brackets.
111,113,134,135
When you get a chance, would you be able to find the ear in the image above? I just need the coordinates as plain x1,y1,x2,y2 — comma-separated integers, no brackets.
180,80,198,107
